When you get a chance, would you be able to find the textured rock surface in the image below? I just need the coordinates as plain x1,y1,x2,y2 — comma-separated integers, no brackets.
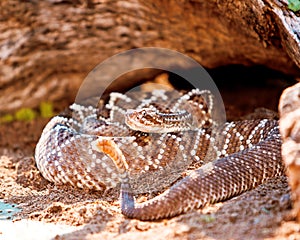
1,0,300,113
279,82,300,221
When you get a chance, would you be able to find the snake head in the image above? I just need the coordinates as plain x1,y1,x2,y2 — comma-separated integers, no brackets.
125,108,163,133
125,108,193,133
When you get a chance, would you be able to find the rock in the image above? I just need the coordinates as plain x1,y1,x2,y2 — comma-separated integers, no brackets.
1,0,300,113
279,82,300,221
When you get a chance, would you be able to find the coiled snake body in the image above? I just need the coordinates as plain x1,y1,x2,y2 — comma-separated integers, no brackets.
35,89,284,220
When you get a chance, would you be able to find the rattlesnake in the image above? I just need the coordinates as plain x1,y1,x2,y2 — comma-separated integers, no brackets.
35,89,285,220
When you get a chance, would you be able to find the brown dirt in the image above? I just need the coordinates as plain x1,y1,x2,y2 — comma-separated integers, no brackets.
1,74,300,239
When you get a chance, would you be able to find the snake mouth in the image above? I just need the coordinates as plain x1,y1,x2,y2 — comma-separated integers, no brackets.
124,109,141,131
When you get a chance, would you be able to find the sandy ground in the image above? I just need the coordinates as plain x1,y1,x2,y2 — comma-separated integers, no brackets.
1,76,300,239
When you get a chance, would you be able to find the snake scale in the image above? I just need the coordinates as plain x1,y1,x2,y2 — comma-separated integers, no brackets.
35,89,285,220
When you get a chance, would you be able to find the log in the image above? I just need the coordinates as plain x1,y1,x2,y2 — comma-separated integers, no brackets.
0,0,300,113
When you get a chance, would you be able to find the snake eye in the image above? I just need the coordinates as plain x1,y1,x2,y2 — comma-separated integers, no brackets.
141,110,147,116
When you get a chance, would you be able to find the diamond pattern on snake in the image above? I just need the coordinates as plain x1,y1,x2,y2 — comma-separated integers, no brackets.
35,89,284,220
